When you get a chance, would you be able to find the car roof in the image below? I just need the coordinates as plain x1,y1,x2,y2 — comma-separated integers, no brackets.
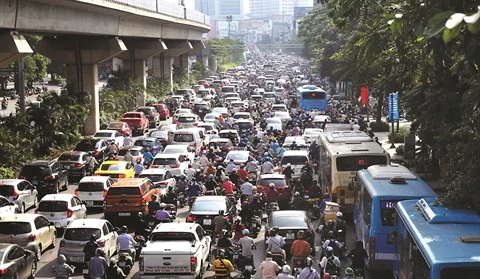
153,222,198,232
67,218,106,229
234,112,250,115
194,196,227,202
219,130,238,134
260,173,285,179
111,178,149,187
41,194,75,202
135,137,156,141
154,153,180,158
210,138,230,142
227,151,249,155
60,151,86,156
78,176,111,183
271,210,307,218
0,179,25,185
120,145,143,151
139,169,169,175
282,150,309,156
0,214,39,222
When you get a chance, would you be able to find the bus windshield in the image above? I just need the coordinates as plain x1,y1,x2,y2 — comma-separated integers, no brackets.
302,91,326,99
336,155,388,171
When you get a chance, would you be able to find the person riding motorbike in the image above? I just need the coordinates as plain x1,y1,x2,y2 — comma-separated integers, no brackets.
161,186,177,205
298,257,320,279
204,163,217,177
335,212,347,241
214,210,231,235
277,265,295,279
176,175,188,192
216,166,227,182
117,226,137,261
147,195,161,216
290,230,312,264
226,159,236,173
240,179,254,200
282,163,294,185
321,220,336,240
187,178,202,197
89,248,109,279
229,168,240,186
266,183,280,203
260,152,271,164
222,177,235,195
205,174,219,193
231,217,246,242
290,191,306,210
108,142,119,156
210,249,235,278
319,247,341,277
83,234,100,263
259,251,280,279
343,267,355,279
54,254,75,279
347,241,368,273
266,226,286,261
248,194,263,215
262,158,275,174
238,229,256,270
156,203,173,222
290,141,299,151
322,231,343,256
85,152,99,175
239,201,255,224
217,229,234,248
106,258,127,279
206,148,217,162
237,165,249,181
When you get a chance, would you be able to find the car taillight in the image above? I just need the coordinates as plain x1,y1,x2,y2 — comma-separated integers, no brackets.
34,209,38,214
0,268,7,275
74,189,79,196
139,256,144,271
67,210,73,218
369,237,376,259
74,163,84,168
193,122,198,126
97,239,106,247
45,175,54,180
190,256,197,271
94,173,100,176
189,142,196,148
18,176,25,179
27,234,36,242
186,215,196,222
60,240,65,247
103,190,108,197
118,174,126,178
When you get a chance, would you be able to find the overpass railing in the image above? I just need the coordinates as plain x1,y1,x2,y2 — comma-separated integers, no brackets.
105,0,210,25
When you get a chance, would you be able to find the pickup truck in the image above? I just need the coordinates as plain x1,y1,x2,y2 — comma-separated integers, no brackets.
139,223,211,279
120,111,149,136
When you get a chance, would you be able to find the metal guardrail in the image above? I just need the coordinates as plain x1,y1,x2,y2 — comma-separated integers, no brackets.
104,0,210,25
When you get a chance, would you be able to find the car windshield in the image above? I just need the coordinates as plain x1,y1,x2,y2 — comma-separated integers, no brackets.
108,123,123,129
192,201,225,212
284,138,306,145
231,103,244,107
100,164,123,171
38,201,68,212
64,228,101,241
205,114,218,120
266,118,282,123
234,114,249,119
150,131,168,138
58,154,80,161
264,93,276,98
107,187,140,196
0,222,31,234
20,166,50,177
160,125,176,131
118,149,141,156
94,132,113,138
134,140,154,147
137,108,152,115
78,182,105,192
150,232,195,242
178,116,196,123
194,104,208,109
163,146,186,153
122,113,140,118
281,156,308,165
212,108,227,114
152,158,176,166
0,186,14,196
271,216,308,228
198,125,213,131
304,129,322,135
138,174,165,182
226,153,248,161
259,178,287,187
75,140,100,151
176,109,191,114
266,124,282,131
174,134,194,142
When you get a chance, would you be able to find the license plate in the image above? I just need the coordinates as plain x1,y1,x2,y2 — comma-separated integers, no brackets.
203,219,212,225
118,213,131,216
82,269,89,274
286,233,295,239
119,262,126,267
86,201,94,206
252,223,256,227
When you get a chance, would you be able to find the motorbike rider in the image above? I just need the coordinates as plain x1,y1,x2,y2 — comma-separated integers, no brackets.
147,195,161,216
123,150,134,164
83,234,100,263
290,230,312,264
238,229,256,270
191,157,201,171
266,183,280,203
237,165,249,181
187,178,202,197
205,174,219,193
260,251,281,279
199,153,209,168
226,159,236,173
205,163,217,177
298,257,320,279
266,226,286,261
291,191,306,210
347,241,368,272
309,141,319,159
222,177,235,195
106,258,127,279
161,186,178,205
214,210,231,236
321,220,337,240
176,175,188,193
206,148,217,162
231,217,246,242
229,168,240,186
156,203,173,222
260,152,271,164
245,157,258,174
117,226,137,260
109,142,119,156
262,158,275,174
335,212,347,241
319,247,341,277
89,248,109,279
290,141,299,151
323,231,343,256
282,163,294,185
54,254,75,279
143,148,154,166
343,267,355,279
240,179,254,200
216,166,227,182
123,133,133,146
248,194,263,215
276,265,295,279
239,201,254,225
210,249,235,278
85,152,99,175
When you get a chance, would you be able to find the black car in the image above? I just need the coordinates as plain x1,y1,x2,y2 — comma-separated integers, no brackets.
0,244,37,279
18,160,69,197
193,102,211,118
56,151,89,181
186,196,236,233
265,210,316,255
74,138,109,163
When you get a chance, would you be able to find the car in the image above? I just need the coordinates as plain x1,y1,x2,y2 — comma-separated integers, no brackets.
0,214,56,260
274,111,292,124
149,130,170,145
137,106,160,128
18,160,69,197
237,119,254,134
263,92,277,103
0,244,37,279
152,103,170,120
249,95,263,105
197,89,215,100
192,102,211,118
58,219,118,263
283,136,308,149
209,138,234,157
94,160,135,181
303,128,323,144
107,121,132,137
279,150,310,180
176,88,196,100
74,176,113,208
138,169,176,194
266,123,283,132
176,113,200,129
173,108,193,122
0,195,17,218
134,137,163,155
211,107,229,117
117,145,145,164
192,84,205,93
232,112,252,123
186,196,237,232
203,112,220,123
74,138,109,163
35,194,87,229
224,150,251,166
266,117,283,124
313,114,331,125
120,111,150,136
229,101,247,114
271,104,288,112
197,122,218,135
150,153,190,176
0,179,38,213
265,210,315,255
56,151,89,181
170,95,185,105
218,129,240,144
256,173,290,202
93,130,124,148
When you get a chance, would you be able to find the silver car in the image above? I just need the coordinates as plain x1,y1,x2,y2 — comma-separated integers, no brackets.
36,194,87,229
0,179,38,213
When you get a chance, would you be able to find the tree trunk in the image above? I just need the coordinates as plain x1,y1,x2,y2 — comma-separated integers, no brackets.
376,93,384,122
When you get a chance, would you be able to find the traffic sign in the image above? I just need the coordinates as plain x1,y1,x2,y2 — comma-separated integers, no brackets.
388,93,399,121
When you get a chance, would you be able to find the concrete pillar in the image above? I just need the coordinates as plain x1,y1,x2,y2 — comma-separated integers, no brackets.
0,33,33,68
162,55,174,92
159,40,193,91
112,57,124,71
174,54,189,70
196,55,209,69
124,59,147,106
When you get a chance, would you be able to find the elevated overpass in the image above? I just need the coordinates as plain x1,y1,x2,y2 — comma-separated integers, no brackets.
0,0,210,134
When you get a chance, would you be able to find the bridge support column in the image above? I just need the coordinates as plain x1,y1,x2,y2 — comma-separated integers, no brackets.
159,41,193,92
0,33,33,68
118,39,167,106
37,37,127,135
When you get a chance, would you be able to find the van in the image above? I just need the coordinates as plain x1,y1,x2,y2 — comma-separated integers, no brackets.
171,129,203,153
279,150,310,179
103,178,158,224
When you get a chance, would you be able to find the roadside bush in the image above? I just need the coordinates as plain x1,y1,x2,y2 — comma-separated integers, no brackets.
0,167,15,179
396,145,405,155
389,127,410,143
369,121,390,132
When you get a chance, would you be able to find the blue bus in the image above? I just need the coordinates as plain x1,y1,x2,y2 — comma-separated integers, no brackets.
352,165,437,270
297,85,328,112
394,198,480,279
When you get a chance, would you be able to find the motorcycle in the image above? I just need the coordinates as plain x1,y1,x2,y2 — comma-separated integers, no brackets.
165,203,177,220
177,191,187,208
117,251,134,275
292,257,306,276
271,252,285,267
133,235,146,261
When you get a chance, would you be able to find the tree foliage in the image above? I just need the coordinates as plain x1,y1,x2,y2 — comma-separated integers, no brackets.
299,1,480,213
206,38,245,71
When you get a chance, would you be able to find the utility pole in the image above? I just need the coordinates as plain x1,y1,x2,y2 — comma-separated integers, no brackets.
226,15,233,39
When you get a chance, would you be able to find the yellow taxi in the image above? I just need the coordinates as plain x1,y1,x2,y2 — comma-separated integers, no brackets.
94,160,135,181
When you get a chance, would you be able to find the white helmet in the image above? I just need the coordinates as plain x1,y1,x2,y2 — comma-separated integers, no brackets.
336,212,343,218
235,216,242,222
287,163,291,167
159,203,166,209
282,265,291,273
242,229,250,236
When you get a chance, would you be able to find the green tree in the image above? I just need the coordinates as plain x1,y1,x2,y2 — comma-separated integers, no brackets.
207,38,245,71
23,54,51,87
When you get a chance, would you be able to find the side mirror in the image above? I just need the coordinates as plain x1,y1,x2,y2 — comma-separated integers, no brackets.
348,181,355,191
49,222,55,226
9,202,15,206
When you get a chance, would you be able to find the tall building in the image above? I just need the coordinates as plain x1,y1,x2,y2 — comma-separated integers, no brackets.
194,0,243,18
194,0,218,17
250,0,312,19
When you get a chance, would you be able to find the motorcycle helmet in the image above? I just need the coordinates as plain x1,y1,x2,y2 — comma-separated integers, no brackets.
326,246,334,256
209,174,214,179
224,177,230,181
287,163,291,167
305,257,313,267
90,234,97,242
282,265,291,273
252,186,257,192
336,212,343,218
266,251,272,258
242,229,250,236
294,191,300,197
218,249,226,258
328,230,335,238
232,168,237,172
235,216,242,223
242,201,249,208
121,225,128,233
323,273,331,279
269,183,275,188
221,229,229,237
218,210,225,215
345,267,354,275
159,203,166,209
270,226,279,235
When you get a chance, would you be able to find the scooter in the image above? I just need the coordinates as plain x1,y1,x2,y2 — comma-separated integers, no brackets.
292,257,306,276
117,252,134,275
133,235,146,261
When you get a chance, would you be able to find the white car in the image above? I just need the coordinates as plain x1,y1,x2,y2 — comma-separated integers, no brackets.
266,123,283,132
36,194,87,228
224,151,250,165
218,129,240,144
211,107,229,117
283,136,308,149
163,145,194,163
313,114,331,124
173,108,193,122
138,169,176,195
176,114,200,129
58,219,118,263
274,111,292,124
93,130,124,148
263,92,277,103
0,195,17,218
117,146,144,164
0,179,37,213
150,153,190,176
232,112,252,123
303,128,324,144
249,95,263,105
271,104,288,112
75,176,113,208
266,117,283,124
229,101,247,114
203,113,220,123
197,122,218,135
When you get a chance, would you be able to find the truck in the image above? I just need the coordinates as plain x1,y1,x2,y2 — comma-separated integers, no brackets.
120,111,149,136
139,223,211,279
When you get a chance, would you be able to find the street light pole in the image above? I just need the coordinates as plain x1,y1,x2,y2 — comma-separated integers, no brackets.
226,15,232,39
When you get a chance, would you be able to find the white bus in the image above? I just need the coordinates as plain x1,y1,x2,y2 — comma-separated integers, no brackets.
319,136,390,213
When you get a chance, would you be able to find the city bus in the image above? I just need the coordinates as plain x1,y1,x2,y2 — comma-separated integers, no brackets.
297,85,328,112
352,165,437,270
393,197,480,278
319,140,390,213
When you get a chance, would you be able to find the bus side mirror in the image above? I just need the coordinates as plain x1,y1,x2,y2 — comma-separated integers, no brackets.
387,231,396,244
348,181,355,191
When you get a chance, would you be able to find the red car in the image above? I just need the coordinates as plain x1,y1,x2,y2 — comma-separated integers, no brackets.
257,174,291,202
153,104,170,120
107,121,132,137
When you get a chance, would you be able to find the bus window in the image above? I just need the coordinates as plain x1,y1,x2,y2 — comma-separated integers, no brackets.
302,92,326,99
362,188,372,226
336,155,388,171
380,200,398,226
441,267,480,279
